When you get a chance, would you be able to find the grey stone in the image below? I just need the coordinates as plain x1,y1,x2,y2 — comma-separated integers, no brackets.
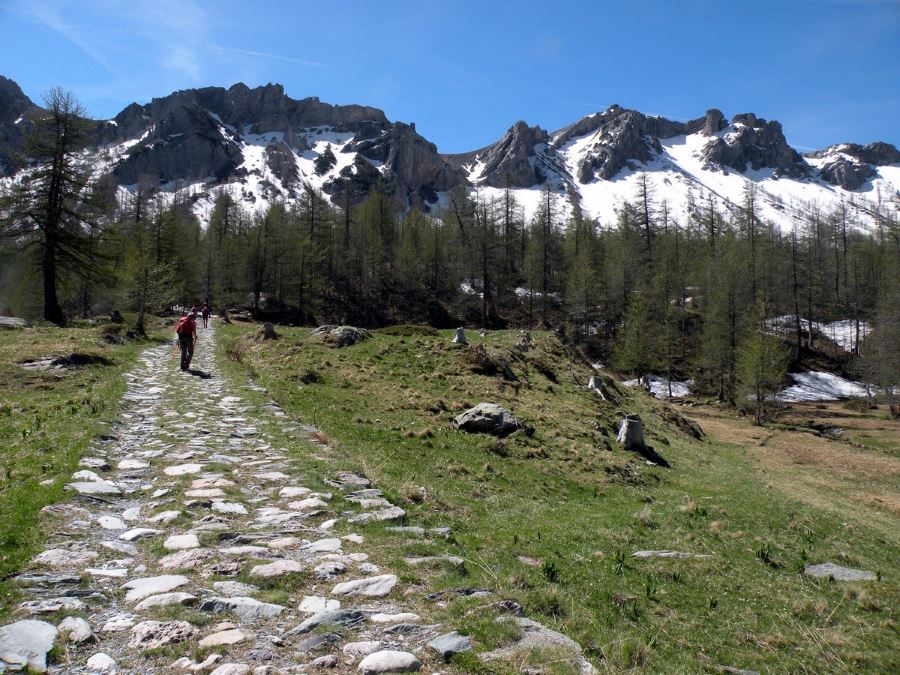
357,650,421,674
0,620,57,672
85,653,117,673
134,592,197,611
213,581,259,597
311,654,338,669
331,574,397,597
208,663,251,675
482,617,597,675
427,631,472,660
249,560,303,578
631,550,713,559
164,534,200,551
295,632,341,654
284,609,365,636
58,616,94,643
343,641,383,657
199,628,254,648
310,325,372,348
129,620,197,650
314,561,347,580
66,480,121,495
199,597,286,621
123,575,190,602
453,403,518,436
405,555,464,567
20,598,86,614
347,506,406,525
804,562,877,581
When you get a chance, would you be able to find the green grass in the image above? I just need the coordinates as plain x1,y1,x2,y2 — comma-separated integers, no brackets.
218,324,899,673
0,318,163,615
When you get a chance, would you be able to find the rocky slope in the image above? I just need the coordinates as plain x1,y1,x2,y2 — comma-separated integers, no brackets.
0,75,897,229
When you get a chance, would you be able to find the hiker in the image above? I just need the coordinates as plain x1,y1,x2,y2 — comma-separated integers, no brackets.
201,300,210,329
175,308,198,371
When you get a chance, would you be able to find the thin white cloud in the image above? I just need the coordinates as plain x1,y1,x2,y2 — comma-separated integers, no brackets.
210,45,334,69
7,0,119,76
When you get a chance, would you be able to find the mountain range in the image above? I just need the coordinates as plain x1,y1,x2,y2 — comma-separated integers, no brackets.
1,75,898,230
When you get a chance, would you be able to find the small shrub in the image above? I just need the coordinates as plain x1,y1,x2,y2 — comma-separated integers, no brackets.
541,559,560,584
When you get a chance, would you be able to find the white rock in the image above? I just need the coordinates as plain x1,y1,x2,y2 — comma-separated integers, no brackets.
357,650,421,673
102,614,136,632
72,470,104,482
212,581,259,597
287,497,329,510
164,463,203,476
164,534,200,551
147,510,181,524
185,488,226,498
123,575,190,602
249,560,303,578
0,619,57,672
198,628,253,648
33,548,98,567
212,501,248,515
279,486,311,498
343,534,365,544
302,538,342,554
369,612,420,624
118,459,150,470
134,592,197,611
220,545,267,556
159,548,212,570
121,507,141,521
299,596,340,614
86,567,129,578
97,516,128,530
66,481,121,495
58,616,94,642
119,528,163,541
209,665,251,675
267,537,301,549
253,472,289,481
101,540,138,556
344,640,384,657
86,652,117,673
331,574,398,598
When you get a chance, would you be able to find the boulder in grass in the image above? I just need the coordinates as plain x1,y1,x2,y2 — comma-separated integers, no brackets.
453,403,519,437
310,325,371,347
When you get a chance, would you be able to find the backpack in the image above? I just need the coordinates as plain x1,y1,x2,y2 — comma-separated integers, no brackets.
175,316,194,335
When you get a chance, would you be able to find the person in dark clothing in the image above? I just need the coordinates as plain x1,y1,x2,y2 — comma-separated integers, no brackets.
201,301,211,329
175,309,198,371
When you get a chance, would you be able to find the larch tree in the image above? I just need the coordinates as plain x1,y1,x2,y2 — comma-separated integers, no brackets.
2,88,100,325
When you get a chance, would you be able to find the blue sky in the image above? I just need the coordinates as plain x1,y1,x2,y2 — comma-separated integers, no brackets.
2,0,898,153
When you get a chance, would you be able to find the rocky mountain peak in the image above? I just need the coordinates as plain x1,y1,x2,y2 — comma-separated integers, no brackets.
0,76,38,175
699,112,807,178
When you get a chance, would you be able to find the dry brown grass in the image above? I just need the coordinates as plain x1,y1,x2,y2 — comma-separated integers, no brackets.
680,402,900,543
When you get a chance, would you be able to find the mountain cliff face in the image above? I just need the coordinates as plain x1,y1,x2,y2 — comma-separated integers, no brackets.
0,76,38,175
0,75,897,230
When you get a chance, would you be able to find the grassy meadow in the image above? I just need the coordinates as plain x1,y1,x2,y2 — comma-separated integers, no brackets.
219,324,899,674
0,319,162,613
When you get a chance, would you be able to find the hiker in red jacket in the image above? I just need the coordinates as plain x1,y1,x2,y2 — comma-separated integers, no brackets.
176,309,198,371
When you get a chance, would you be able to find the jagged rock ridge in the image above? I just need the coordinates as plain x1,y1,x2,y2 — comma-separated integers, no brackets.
0,75,897,229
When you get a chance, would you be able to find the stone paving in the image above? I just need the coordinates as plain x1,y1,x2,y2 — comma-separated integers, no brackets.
0,322,600,674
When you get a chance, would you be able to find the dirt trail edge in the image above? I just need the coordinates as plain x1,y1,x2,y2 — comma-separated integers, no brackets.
1,321,597,674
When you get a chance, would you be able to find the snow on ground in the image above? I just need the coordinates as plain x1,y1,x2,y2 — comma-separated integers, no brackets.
777,371,868,402
821,320,870,352
766,315,870,352
624,376,692,399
